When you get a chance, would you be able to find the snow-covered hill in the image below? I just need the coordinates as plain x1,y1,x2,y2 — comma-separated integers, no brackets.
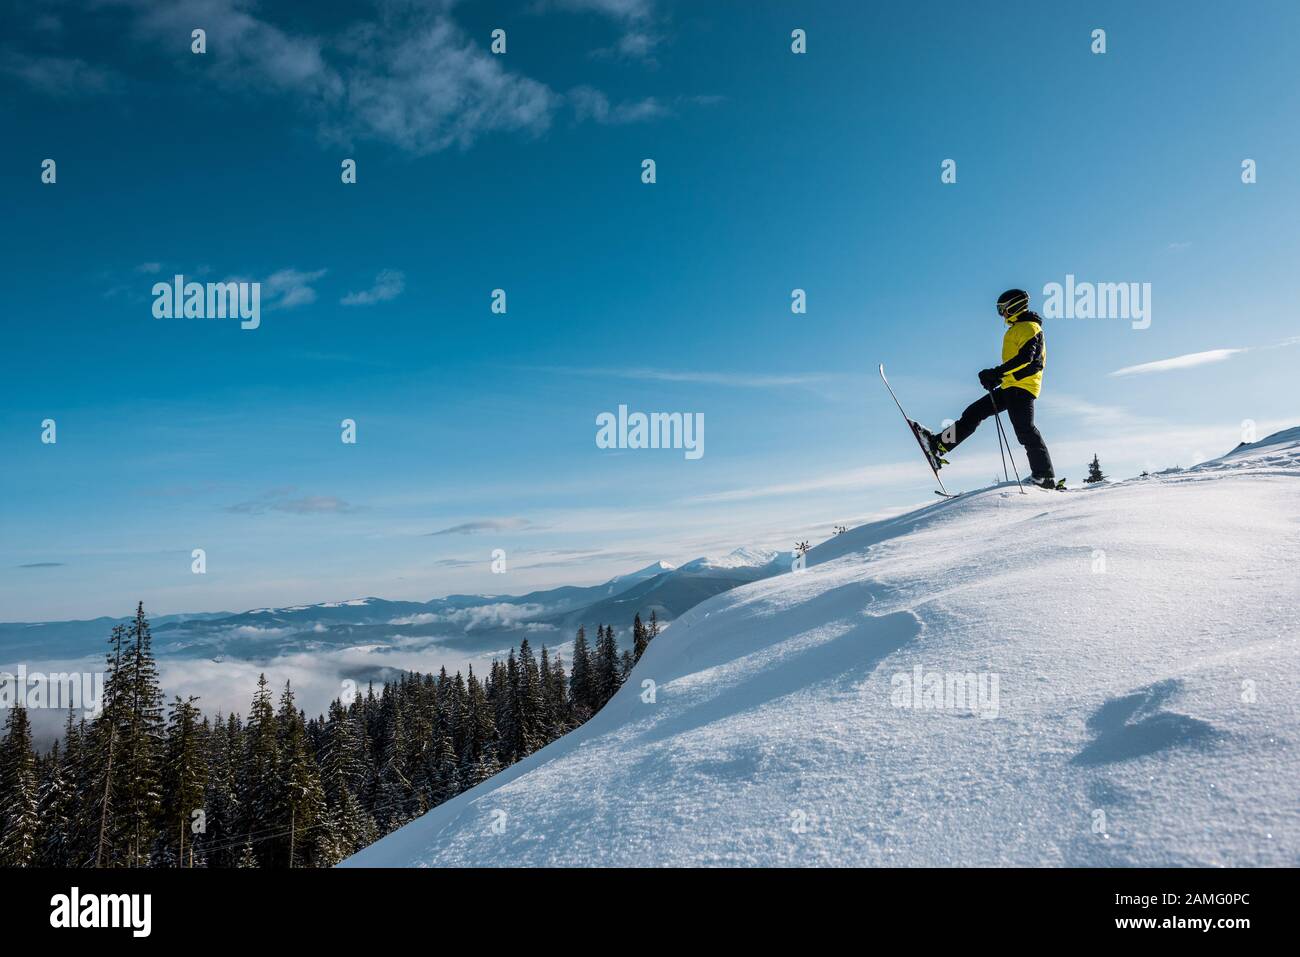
344,428,1300,867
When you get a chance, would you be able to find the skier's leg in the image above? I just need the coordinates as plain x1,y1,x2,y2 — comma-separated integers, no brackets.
946,391,1001,450
1004,389,1055,478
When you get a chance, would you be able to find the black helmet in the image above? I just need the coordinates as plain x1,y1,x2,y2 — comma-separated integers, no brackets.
996,288,1030,318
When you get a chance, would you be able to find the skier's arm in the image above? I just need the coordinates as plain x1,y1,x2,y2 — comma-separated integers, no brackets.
990,330,1044,380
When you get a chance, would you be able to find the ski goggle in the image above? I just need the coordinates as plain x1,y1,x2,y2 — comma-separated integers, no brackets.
997,293,1029,318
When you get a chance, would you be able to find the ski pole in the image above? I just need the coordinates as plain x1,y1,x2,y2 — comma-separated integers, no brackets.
987,389,1028,494
993,406,1023,490
992,408,1009,482
993,405,1010,481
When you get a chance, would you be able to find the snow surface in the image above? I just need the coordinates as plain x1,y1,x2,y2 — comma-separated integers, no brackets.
344,430,1300,867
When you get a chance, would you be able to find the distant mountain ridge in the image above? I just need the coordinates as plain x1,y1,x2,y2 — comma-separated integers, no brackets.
0,548,794,663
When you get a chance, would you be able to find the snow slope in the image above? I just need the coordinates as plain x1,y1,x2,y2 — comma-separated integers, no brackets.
344,430,1300,867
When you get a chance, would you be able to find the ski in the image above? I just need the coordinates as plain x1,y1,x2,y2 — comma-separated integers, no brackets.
879,364,954,498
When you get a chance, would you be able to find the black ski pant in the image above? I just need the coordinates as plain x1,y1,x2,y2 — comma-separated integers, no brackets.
947,386,1054,479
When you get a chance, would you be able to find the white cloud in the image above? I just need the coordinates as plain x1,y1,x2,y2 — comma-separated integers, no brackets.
0,52,119,95
62,0,560,154
123,0,341,99
554,0,655,17
570,86,668,124
225,624,294,639
552,0,661,60
388,613,440,626
423,602,552,631
13,0,674,152
341,269,405,306
263,267,327,309
337,16,558,153
1109,349,1246,377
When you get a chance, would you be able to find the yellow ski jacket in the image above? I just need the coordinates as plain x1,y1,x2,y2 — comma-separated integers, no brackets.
996,311,1046,396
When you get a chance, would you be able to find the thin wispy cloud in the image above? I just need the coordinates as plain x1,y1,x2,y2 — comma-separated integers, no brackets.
550,0,661,60
553,0,655,18
535,365,834,389
685,462,922,504
17,562,66,569
1039,394,1152,430
569,86,667,124
341,269,405,306
567,89,721,123
1110,348,1246,377
517,548,654,570
0,51,120,95
1111,331,1300,378
427,518,535,536
226,489,357,515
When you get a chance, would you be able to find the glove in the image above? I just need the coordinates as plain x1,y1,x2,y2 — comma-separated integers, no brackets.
978,368,1001,390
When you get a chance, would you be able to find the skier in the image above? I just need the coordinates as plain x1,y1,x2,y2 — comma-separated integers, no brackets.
915,289,1060,489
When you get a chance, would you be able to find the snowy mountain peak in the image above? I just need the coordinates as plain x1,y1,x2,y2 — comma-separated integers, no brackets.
678,546,787,573
603,561,676,589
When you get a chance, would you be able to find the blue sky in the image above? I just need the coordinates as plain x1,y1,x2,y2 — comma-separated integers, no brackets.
3,0,1299,621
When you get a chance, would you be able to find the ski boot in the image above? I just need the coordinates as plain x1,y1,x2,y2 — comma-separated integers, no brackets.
910,422,950,470
1026,475,1066,491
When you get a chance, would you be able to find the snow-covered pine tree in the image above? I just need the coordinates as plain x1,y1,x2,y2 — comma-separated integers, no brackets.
115,602,165,866
632,613,649,662
448,670,468,759
36,712,81,866
201,712,241,867
568,626,595,721
593,624,622,709
240,673,279,866
319,698,376,858
539,647,569,738
514,638,545,759
496,651,521,762
374,685,415,834
276,681,325,867
0,705,41,867
160,695,207,867
425,708,459,806
459,665,500,786
84,623,126,867
537,645,553,740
